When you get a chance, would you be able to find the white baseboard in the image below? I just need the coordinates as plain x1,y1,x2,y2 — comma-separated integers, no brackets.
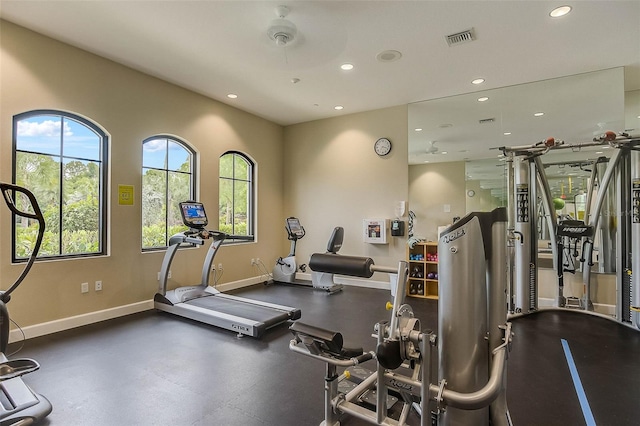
296,272,391,291
10,275,389,342
9,275,275,343
9,300,154,343
538,297,616,316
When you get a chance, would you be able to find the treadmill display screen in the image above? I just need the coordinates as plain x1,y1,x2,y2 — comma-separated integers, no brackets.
180,202,208,228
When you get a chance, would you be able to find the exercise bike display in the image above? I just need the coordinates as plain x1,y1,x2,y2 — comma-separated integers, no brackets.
272,217,343,294
154,201,301,338
0,183,52,425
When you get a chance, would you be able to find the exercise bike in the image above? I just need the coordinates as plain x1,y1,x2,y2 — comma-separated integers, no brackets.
273,217,343,294
0,183,52,425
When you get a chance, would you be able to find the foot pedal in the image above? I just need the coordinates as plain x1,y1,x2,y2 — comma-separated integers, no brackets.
339,366,398,409
0,359,40,381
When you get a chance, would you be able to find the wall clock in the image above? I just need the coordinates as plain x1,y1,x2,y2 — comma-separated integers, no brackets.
374,138,392,157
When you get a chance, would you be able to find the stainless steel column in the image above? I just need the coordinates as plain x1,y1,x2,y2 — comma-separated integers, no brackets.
631,149,640,329
513,157,533,313
438,214,489,425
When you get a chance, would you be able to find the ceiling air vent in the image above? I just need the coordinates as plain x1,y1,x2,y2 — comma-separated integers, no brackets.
479,118,495,124
446,28,475,46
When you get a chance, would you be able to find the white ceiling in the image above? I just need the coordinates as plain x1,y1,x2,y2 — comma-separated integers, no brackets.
1,0,639,163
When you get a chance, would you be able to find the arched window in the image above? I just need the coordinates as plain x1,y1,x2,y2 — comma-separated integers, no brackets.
142,136,196,250
219,152,254,239
12,110,108,260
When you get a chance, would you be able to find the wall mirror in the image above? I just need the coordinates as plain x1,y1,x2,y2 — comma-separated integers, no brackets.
408,67,626,216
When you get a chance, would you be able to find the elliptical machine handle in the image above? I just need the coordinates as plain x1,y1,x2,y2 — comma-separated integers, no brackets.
0,183,46,301
1,183,45,225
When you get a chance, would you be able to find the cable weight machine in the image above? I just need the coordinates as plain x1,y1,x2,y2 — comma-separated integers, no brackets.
501,131,640,329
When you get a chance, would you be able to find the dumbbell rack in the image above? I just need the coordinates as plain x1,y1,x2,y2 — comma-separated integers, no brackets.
407,241,439,299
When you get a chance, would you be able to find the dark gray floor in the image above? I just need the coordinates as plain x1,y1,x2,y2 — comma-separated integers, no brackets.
7,284,640,426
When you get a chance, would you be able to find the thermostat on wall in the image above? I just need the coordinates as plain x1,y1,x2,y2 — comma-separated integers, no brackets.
363,218,388,244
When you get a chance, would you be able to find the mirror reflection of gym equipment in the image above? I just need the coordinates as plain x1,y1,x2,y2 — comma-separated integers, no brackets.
501,131,640,329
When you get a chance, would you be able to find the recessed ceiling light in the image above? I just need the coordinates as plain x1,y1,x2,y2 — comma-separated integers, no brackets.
478,97,489,102
534,112,545,117
424,160,430,163
595,151,603,154
340,63,354,71
227,94,238,99
376,50,402,63
550,6,572,18
438,123,453,128
472,78,485,85
441,151,448,155
334,105,344,110
504,132,512,135
637,115,640,119
415,128,423,132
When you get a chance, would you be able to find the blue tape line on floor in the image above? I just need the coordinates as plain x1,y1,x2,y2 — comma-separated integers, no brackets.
561,338,596,426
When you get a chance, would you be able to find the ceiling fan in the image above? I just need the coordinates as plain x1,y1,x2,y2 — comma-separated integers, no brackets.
425,141,439,154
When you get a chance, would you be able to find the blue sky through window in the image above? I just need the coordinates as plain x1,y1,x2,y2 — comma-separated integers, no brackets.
16,115,101,161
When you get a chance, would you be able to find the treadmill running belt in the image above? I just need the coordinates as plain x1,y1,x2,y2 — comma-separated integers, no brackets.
185,295,290,328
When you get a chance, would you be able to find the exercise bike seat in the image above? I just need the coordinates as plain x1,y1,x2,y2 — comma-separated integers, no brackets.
0,358,40,381
290,322,364,359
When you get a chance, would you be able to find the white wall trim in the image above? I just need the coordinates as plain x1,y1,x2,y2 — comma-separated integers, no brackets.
538,297,616,316
296,273,391,291
9,300,154,343
10,275,389,343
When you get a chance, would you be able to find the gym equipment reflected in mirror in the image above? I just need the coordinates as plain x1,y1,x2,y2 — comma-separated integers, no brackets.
408,67,640,322
409,67,627,223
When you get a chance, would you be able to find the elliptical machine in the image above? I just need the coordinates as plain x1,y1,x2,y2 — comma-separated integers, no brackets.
0,183,52,424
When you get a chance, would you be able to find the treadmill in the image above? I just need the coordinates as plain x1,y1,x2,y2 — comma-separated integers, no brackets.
154,201,301,338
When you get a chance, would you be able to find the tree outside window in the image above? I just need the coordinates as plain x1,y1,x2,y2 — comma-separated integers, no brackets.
142,136,195,249
12,111,107,260
219,152,253,238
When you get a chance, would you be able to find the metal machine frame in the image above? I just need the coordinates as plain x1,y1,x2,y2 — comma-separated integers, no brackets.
0,183,53,425
290,208,513,426
154,202,301,338
501,132,640,330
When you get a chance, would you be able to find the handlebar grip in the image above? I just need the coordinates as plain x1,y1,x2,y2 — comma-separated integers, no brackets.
354,352,374,364
226,235,254,241
0,183,45,224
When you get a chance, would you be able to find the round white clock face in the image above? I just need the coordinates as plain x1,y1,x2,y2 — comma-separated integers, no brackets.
374,138,392,156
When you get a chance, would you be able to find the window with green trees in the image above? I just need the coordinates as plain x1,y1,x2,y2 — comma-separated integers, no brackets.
219,152,253,238
12,110,108,261
142,136,195,250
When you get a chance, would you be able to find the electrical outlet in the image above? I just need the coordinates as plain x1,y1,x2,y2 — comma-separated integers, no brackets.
218,263,223,270
168,270,172,279
251,258,256,266
81,282,89,293
95,280,103,291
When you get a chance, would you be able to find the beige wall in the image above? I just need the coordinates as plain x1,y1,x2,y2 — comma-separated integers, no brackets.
408,162,466,241
1,21,415,330
1,21,285,327
282,106,409,278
